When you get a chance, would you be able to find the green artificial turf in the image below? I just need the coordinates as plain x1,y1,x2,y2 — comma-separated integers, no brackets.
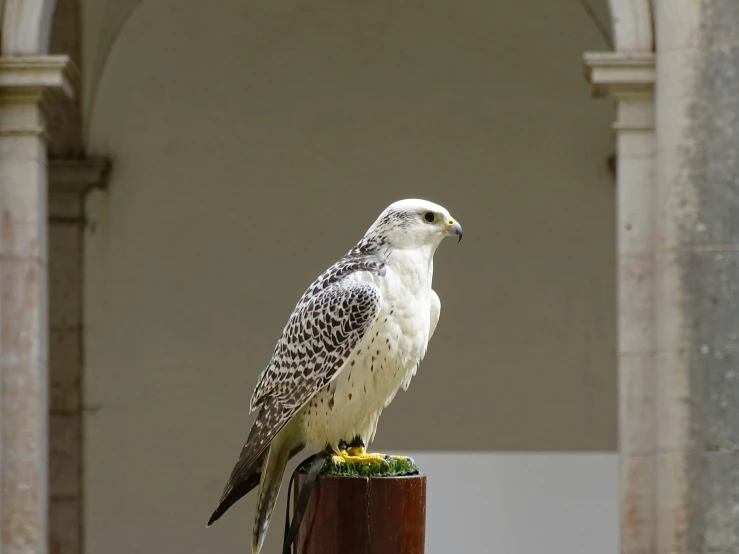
320,456,419,477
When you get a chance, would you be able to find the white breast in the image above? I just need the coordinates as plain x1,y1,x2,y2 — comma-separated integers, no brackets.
299,248,439,451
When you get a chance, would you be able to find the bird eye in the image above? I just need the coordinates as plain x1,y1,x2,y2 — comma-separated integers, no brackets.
423,212,436,223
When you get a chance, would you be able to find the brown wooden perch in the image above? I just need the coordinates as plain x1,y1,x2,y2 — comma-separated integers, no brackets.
292,468,427,554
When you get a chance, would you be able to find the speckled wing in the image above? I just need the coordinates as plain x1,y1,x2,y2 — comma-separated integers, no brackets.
214,278,382,508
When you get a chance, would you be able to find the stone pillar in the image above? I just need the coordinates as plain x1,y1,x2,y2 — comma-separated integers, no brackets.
47,158,108,554
653,1,739,553
0,55,77,554
584,52,656,554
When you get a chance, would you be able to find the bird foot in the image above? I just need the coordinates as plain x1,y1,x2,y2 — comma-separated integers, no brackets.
331,446,390,465
348,446,414,464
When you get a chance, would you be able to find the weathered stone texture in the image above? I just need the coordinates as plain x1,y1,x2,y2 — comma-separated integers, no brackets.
0,96,49,554
659,1,739,553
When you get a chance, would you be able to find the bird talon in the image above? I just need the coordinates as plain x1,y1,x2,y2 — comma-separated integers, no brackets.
389,454,412,462
329,446,391,465
330,450,350,465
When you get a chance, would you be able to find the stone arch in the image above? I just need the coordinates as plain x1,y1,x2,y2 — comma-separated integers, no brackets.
608,0,654,51
1,0,57,54
0,0,655,63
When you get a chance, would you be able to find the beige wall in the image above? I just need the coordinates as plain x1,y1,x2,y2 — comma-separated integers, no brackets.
82,0,615,551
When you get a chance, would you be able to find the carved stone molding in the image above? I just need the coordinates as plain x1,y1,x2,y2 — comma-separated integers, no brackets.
49,157,111,194
583,52,655,101
0,54,78,98
0,54,79,145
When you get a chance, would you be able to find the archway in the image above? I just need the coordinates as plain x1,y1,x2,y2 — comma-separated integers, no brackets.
0,1,656,554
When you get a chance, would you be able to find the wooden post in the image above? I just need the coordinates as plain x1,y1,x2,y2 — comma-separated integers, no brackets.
293,471,426,554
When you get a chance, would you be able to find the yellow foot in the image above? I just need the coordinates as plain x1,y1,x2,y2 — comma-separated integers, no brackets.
330,447,389,465
389,455,414,462
350,446,414,462
330,450,350,464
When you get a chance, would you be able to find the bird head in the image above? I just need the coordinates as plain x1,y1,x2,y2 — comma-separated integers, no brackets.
365,199,463,250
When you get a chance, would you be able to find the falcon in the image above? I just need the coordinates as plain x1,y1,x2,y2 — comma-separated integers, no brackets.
207,199,462,554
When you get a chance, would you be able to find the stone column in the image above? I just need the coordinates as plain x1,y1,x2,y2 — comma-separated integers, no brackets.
584,52,656,554
47,158,108,554
0,55,77,554
653,1,739,553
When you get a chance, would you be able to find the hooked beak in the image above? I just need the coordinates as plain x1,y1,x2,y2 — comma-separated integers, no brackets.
443,219,463,243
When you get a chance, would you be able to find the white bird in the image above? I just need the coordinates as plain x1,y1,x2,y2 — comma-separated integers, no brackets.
207,199,462,554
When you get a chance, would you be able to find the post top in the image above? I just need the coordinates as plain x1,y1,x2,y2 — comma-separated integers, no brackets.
301,456,421,478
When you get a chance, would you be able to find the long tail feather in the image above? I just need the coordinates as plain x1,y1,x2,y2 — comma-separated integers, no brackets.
208,443,304,527
252,436,294,554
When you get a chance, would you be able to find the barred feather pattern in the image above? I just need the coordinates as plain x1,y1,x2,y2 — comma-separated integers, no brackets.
250,244,389,412
250,205,422,416
216,233,393,506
